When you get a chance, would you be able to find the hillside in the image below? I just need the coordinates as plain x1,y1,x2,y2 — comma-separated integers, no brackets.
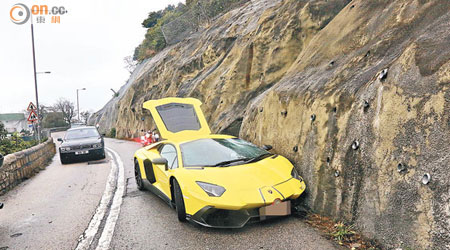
90,0,450,248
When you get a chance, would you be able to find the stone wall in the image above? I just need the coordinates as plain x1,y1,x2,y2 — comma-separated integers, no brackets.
0,138,56,195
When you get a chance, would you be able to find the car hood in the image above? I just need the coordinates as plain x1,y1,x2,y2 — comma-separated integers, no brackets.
61,137,101,147
178,155,300,208
183,156,293,189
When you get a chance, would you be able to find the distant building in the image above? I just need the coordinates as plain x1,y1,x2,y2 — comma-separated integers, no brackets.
0,113,29,134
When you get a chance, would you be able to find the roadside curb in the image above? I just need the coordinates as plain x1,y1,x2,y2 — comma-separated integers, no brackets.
0,138,55,195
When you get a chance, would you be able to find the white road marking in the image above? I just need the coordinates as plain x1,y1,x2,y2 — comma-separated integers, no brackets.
96,148,125,250
74,148,125,250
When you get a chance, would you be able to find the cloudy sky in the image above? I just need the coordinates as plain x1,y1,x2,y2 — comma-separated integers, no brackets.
0,0,183,114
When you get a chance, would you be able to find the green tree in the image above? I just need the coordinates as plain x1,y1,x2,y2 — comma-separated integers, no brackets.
134,3,187,62
80,111,91,124
186,0,196,7
0,121,7,140
42,112,67,128
142,11,163,28
52,98,75,125
0,132,37,156
133,0,247,62
109,128,116,138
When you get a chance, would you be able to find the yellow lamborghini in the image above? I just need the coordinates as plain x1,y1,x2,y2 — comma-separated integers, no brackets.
134,97,306,228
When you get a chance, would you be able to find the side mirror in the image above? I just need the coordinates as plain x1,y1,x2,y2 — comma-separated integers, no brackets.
101,133,106,137
0,154,3,167
262,145,273,151
57,138,63,142
152,157,169,171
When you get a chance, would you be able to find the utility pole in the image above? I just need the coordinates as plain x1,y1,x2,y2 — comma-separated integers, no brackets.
31,19,40,142
31,19,51,142
77,88,86,121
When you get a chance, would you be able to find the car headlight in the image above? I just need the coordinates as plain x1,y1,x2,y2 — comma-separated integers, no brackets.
291,168,303,181
92,143,102,148
61,147,71,152
196,181,226,197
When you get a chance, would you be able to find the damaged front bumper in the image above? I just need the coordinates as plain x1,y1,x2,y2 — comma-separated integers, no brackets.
187,199,292,228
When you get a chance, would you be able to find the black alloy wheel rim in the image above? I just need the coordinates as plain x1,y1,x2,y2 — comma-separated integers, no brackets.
135,165,142,187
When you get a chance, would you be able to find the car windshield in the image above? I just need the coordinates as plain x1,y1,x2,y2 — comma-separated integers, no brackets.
180,138,269,167
65,128,99,140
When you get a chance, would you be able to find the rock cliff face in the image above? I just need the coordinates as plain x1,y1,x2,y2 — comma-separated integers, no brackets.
91,0,450,248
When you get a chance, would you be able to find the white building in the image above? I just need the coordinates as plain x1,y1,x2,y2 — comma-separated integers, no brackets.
0,113,29,134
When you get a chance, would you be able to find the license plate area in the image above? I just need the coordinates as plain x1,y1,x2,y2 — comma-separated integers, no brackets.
75,150,89,155
259,200,291,218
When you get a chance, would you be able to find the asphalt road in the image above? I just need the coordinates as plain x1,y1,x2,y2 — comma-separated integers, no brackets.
0,132,111,250
0,132,340,250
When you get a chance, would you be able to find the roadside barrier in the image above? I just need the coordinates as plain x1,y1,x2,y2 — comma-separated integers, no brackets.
0,137,55,195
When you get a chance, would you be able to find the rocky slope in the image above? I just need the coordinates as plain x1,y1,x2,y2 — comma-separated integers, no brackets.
90,0,450,248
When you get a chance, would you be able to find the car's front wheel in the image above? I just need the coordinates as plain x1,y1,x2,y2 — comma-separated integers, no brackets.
173,179,187,222
134,160,144,191
98,149,106,160
60,154,70,164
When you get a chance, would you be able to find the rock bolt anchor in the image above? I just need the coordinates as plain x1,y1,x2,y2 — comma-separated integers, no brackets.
397,163,406,173
363,100,370,111
378,68,388,81
421,173,431,185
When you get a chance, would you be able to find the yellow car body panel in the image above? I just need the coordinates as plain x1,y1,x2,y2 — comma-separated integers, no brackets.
134,97,306,228
143,97,211,141
174,156,306,215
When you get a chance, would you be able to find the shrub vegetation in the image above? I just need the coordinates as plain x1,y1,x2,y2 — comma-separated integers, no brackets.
0,123,40,156
133,0,248,62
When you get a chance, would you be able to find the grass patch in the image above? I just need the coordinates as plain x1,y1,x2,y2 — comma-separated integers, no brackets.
304,213,382,249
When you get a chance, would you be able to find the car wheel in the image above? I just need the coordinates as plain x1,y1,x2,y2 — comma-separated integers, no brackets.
173,179,187,222
134,160,144,191
99,149,106,160
60,155,70,164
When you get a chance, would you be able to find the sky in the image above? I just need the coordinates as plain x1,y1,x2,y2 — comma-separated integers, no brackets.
0,0,184,114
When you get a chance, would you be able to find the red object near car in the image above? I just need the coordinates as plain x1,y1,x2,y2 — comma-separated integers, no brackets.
141,135,153,146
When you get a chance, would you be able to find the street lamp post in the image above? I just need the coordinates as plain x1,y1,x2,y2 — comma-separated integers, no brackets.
33,72,50,141
77,88,86,122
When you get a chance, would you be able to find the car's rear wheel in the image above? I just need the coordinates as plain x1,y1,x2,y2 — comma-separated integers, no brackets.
173,179,187,222
134,160,144,191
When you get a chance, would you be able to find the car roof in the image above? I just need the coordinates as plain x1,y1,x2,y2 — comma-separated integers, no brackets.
143,134,236,151
67,126,97,131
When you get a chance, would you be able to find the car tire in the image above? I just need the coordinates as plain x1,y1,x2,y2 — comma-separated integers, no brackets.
134,160,144,191
173,179,187,222
60,155,70,164
99,149,106,160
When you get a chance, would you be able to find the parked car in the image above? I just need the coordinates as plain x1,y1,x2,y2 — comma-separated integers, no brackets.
134,97,306,228
70,122,85,128
58,126,105,164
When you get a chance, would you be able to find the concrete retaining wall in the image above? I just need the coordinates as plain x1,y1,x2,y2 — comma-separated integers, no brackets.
0,138,56,195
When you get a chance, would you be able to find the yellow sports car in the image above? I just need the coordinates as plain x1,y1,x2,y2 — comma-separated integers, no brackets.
134,97,306,228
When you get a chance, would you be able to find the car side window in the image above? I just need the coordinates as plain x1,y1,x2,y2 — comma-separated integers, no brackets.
160,144,178,170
